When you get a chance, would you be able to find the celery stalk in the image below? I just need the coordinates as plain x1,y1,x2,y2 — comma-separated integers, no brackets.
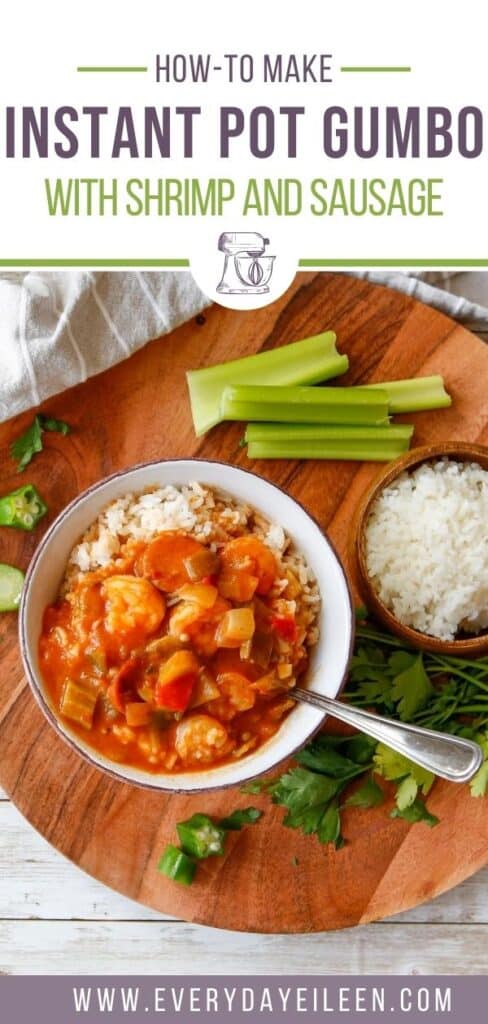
245,423,413,461
186,332,348,436
363,376,451,414
221,385,390,426
246,441,411,462
244,423,414,443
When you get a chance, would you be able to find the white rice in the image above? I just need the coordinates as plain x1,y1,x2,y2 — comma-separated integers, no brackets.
365,459,488,641
69,482,289,573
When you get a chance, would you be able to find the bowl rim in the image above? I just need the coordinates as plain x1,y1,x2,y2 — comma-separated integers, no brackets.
355,442,488,657
19,456,355,793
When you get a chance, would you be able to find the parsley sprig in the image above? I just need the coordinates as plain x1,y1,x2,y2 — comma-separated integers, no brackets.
244,611,488,848
351,615,488,744
244,731,437,849
11,414,70,472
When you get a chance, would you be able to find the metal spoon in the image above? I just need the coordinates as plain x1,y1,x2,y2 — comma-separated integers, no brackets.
292,687,483,783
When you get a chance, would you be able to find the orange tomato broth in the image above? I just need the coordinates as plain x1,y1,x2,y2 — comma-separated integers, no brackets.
39,530,316,774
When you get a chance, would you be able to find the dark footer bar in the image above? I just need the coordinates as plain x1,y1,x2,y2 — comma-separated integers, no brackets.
0,976,484,1024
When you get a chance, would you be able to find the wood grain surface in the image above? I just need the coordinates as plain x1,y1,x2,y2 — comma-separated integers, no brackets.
0,271,487,934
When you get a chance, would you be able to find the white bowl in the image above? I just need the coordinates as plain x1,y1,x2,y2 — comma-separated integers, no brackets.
20,460,354,792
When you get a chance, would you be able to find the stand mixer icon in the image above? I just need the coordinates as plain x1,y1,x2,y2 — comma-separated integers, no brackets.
216,232,276,295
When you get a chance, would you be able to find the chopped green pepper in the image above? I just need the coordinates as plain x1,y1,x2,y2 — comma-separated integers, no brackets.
177,813,226,859
0,484,48,531
0,564,25,612
157,845,196,886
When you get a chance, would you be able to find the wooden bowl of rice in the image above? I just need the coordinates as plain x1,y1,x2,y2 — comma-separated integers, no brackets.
355,443,488,657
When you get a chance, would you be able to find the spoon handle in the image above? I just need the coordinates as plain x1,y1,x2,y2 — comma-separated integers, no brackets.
293,687,483,784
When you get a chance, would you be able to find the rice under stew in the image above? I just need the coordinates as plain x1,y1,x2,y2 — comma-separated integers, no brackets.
39,483,320,773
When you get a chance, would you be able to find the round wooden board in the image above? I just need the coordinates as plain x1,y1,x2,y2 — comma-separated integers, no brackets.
1,272,488,934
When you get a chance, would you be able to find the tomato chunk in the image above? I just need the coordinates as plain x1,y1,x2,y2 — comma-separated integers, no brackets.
271,615,298,643
155,651,200,711
156,676,196,712
140,532,206,592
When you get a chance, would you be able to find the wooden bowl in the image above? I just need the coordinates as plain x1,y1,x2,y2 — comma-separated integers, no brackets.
355,442,488,657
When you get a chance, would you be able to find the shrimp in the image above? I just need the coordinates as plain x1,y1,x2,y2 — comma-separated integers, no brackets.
102,575,165,637
217,671,256,711
219,536,278,595
207,670,256,722
168,601,208,638
174,713,232,765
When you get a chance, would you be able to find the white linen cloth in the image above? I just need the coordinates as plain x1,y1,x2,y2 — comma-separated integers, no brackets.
0,270,487,424
0,272,209,422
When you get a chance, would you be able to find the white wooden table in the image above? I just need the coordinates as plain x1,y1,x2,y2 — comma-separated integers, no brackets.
1,274,487,976
2,784,488,974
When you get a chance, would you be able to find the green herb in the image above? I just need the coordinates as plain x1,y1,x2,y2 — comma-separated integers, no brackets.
219,807,263,830
468,736,488,797
240,779,268,795
317,800,343,846
470,761,488,797
390,799,439,827
244,615,488,848
162,616,488,864
291,855,299,867
11,414,70,471
243,728,438,849
0,484,48,530
250,734,379,849
373,746,434,818
295,735,366,778
342,733,378,764
350,619,488,728
157,845,196,886
390,655,434,720
363,375,451,414
40,415,71,435
186,331,348,436
373,744,435,797
11,418,43,471
0,564,25,612
270,767,344,838
247,765,343,846
348,615,488,809
221,385,390,426
344,775,385,809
